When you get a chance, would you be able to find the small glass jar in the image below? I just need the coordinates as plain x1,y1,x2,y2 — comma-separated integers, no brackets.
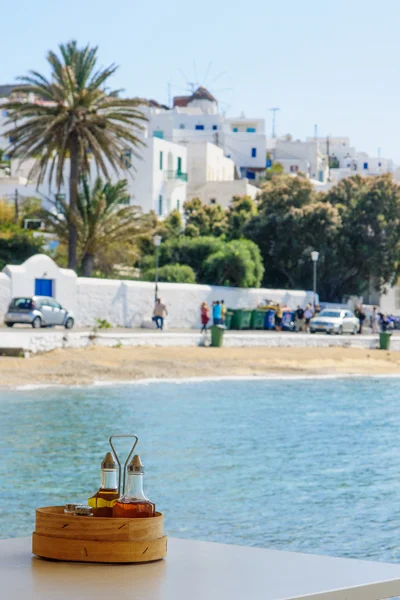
64,503,79,514
74,505,93,517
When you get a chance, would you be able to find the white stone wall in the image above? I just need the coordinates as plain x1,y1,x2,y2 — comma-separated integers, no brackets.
0,272,11,322
1,330,394,356
75,278,315,328
1,255,316,328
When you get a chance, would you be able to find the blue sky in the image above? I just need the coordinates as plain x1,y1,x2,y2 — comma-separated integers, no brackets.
2,0,400,162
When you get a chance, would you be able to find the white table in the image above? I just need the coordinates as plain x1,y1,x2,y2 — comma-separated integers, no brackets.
3,536,400,600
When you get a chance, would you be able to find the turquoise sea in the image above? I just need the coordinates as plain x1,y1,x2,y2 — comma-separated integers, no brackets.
1,377,400,562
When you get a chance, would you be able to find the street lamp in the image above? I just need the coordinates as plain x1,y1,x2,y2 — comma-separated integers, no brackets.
311,251,319,310
153,235,162,303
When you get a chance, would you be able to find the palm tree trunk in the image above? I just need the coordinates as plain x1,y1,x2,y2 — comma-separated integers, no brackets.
68,137,79,270
81,252,95,277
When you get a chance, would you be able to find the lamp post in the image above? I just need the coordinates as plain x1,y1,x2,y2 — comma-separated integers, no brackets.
311,251,319,310
153,235,162,303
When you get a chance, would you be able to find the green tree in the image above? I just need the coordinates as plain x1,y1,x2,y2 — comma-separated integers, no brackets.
324,174,400,298
158,209,183,240
225,195,258,240
203,239,264,288
4,41,146,270
141,264,196,284
44,178,152,276
0,228,44,270
245,175,342,292
183,197,227,237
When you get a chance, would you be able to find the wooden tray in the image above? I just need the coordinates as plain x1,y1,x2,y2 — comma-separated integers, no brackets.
32,506,167,563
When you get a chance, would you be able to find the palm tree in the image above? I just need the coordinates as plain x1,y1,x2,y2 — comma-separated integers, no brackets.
45,177,153,277
4,41,146,270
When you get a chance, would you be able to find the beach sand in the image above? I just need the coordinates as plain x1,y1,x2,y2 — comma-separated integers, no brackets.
1,346,400,387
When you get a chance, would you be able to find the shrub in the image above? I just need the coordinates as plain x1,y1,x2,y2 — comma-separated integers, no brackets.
141,263,196,284
158,236,224,282
203,239,264,288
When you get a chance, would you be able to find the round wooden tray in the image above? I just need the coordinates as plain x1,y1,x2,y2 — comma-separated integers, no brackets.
32,506,167,563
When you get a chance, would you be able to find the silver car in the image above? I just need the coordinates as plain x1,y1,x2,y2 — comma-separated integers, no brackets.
310,309,359,335
5,296,74,329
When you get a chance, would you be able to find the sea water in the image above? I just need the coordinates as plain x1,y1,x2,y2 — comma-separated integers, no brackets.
1,377,400,562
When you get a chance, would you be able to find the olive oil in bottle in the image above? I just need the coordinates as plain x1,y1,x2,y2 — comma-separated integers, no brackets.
88,452,119,517
113,455,155,518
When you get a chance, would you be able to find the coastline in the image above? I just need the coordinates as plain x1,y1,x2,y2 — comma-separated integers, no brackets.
1,346,400,389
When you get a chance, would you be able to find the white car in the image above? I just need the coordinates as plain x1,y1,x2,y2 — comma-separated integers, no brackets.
310,309,359,335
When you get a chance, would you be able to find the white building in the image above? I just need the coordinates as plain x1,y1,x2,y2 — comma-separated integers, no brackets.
0,86,188,217
145,87,267,184
273,138,328,182
186,141,258,207
0,84,264,214
309,136,394,184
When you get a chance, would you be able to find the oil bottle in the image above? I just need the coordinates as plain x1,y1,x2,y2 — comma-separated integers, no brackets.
113,455,155,518
88,452,119,517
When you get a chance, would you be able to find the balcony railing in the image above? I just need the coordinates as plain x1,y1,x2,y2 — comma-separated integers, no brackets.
166,170,188,182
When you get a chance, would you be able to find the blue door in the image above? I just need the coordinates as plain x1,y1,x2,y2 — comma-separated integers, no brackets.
35,279,53,296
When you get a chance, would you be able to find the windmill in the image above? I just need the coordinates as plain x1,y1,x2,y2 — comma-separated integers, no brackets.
167,62,233,115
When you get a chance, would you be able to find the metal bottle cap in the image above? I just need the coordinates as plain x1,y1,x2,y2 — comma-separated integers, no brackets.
75,505,93,516
101,451,118,470
128,454,144,473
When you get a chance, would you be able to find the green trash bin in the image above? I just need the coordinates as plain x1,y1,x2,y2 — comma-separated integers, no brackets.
379,332,392,350
231,309,252,330
251,310,266,330
225,311,233,330
211,325,225,347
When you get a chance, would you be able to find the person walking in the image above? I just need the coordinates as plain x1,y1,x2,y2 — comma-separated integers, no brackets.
304,304,313,333
153,298,168,330
221,300,226,325
213,300,222,325
371,306,379,333
275,304,283,331
295,305,305,332
355,305,366,334
200,301,210,333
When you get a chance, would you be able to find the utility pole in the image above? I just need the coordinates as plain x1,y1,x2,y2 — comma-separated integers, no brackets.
326,135,330,180
167,82,172,108
14,189,19,225
269,108,280,138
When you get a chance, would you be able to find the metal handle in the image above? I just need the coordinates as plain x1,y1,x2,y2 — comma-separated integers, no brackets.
109,434,139,495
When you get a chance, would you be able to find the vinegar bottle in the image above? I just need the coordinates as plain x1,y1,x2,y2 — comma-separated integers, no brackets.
88,452,119,517
113,455,155,518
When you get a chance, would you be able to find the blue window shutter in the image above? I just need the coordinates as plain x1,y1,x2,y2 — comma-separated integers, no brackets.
195,124,204,130
159,152,163,170
251,148,257,158
153,130,164,139
363,162,368,170
247,127,256,133
233,127,238,132
35,279,53,296
158,195,163,215
212,125,218,130
246,170,256,180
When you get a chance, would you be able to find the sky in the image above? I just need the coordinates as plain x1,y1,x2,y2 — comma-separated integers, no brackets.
2,0,400,161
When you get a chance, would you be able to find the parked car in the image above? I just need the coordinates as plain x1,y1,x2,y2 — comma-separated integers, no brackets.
4,296,74,329
310,309,359,335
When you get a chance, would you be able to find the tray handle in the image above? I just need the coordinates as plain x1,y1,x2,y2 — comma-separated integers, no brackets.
109,435,139,495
